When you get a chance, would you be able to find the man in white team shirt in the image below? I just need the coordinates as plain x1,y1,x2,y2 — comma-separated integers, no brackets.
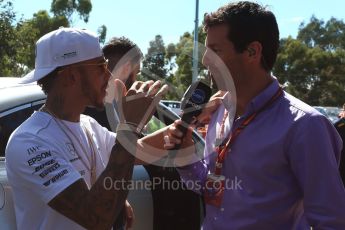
5,27,167,230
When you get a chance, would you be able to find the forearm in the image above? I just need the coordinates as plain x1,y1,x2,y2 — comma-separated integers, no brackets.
49,134,137,230
135,127,170,165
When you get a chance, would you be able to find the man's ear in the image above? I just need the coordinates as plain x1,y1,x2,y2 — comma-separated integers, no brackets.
246,41,262,64
61,67,78,87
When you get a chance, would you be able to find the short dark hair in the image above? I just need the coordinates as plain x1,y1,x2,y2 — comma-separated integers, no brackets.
203,1,279,71
102,37,143,71
37,69,60,95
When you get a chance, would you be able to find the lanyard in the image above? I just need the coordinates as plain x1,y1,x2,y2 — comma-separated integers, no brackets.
214,87,283,175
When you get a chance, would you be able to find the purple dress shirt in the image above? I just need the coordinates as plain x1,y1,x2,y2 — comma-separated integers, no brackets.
177,78,345,229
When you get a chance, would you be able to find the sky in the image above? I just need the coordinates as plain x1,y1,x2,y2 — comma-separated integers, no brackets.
11,0,345,54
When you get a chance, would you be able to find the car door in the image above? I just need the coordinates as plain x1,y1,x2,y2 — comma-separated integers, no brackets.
0,99,46,230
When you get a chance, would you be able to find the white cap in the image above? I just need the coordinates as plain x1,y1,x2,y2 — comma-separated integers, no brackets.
19,27,103,84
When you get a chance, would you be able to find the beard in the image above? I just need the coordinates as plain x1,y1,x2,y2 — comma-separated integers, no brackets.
124,73,135,90
81,77,106,110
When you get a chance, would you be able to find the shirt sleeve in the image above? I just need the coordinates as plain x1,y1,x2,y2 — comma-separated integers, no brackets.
176,107,222,195
286,114,345,228
176,124,215,195
176,160,209,195
6,132,82,203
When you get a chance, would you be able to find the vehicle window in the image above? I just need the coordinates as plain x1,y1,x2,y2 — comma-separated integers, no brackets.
0,104,43,157
142,116,166,135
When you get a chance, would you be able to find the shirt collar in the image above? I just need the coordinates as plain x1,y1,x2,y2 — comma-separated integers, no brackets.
222,77,281,117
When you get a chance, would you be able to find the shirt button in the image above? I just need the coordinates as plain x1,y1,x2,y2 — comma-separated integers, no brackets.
214,217,217,221
221,208,225,212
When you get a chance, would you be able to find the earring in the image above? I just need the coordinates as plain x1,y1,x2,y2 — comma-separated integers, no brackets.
248,48,255,56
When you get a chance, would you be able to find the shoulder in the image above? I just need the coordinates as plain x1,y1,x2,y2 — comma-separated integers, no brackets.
6,112,53,150
80,114,105,131
14,111,53,135
280,93,341,145
5,113,56,169
278,92,334,134
80,114,116,138
282,92,322,120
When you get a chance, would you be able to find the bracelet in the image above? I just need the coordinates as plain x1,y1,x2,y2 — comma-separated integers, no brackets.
116,123,140,136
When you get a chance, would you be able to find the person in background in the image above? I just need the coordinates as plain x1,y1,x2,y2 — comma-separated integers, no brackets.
103,36,143,130
334,116,345,185
6,27,167,230
163,1,345,229
335,103,345,186
103,36,143,230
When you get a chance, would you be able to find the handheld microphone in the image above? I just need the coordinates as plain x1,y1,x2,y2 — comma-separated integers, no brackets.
173,80,212,149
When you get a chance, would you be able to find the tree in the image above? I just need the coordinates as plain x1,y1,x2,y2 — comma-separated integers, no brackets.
142,35,168,80
50,0,106,43
0,0,106,77
171,26,207,99
15,10,69,71
298,16,345,51
51,0,92,23
274,17,345,106
140,26,207,100
0,0,18,76
97,25,107,44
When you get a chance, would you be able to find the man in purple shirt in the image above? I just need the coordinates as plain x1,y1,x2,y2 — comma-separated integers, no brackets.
164,1,345,229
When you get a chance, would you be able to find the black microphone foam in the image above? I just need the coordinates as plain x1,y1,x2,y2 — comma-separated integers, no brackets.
174,80,212,148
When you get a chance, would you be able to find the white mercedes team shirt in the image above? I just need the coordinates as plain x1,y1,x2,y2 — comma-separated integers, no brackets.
6,111,116,230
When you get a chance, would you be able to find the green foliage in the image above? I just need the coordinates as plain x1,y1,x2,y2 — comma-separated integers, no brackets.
51,0,91,23
142,35,168,80
0,0,18,76
298,16,345,50
16,10,69,70
171,26,207,100
76,0,92,23
97,25,106,44
1,1,344,107
0,0,101,77
142,35,179,100
274,17,345,106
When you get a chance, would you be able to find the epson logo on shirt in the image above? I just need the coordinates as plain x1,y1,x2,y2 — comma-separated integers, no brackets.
27,151,52,166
